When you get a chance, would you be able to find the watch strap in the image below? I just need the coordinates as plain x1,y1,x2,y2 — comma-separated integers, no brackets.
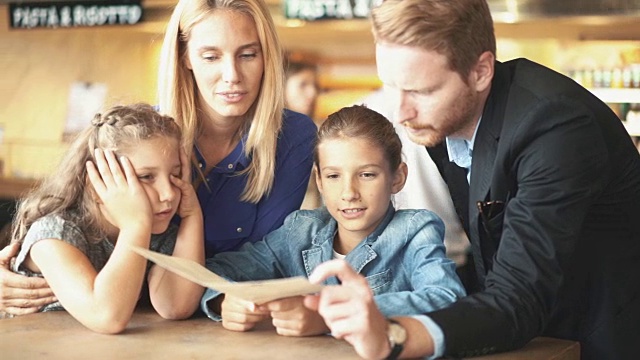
384,319,405,360
385,342,403,360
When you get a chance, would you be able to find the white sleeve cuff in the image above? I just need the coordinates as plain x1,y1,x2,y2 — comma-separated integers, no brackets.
410,314,446,359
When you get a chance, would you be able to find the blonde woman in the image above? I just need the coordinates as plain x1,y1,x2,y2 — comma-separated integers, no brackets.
158,0,316,257
0,0,316,315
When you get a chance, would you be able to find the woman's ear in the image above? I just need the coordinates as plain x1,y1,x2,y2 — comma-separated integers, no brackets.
184,53,193,70
391,162,408,194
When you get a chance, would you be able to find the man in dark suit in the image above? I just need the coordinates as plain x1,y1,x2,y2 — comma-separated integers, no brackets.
304,0,640,359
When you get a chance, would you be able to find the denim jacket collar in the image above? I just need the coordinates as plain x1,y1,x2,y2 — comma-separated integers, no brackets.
302,204,396,284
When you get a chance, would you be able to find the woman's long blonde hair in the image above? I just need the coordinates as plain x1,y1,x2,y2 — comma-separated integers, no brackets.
11,104,181,245
157,0,285,203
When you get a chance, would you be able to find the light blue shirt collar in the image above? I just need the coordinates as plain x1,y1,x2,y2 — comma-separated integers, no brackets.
445,117,482,183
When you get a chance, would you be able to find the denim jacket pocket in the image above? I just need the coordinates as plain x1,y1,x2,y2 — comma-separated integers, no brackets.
365,269,392,295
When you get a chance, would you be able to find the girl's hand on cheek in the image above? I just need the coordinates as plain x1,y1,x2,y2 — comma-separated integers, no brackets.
172,149,200,219
86,149,152,232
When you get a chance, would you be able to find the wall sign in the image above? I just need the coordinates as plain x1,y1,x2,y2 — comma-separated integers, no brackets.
9,1,143,29
63,81,108,141
285,0,383,21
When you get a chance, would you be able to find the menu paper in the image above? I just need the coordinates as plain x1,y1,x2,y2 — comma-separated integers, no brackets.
129,246,324,304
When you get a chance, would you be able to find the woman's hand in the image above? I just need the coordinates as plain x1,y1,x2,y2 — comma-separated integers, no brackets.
0,243,55,316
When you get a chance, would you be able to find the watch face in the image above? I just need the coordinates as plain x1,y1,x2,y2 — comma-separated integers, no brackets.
388,321,407,345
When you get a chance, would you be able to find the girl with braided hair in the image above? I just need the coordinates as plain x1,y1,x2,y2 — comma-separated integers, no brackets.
7,103,204,333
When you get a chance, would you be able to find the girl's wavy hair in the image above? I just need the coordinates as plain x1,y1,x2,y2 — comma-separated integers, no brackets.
11,103,182,245
314,105,402,173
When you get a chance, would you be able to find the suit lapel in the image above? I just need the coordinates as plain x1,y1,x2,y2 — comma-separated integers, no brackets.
468,61,510,280
468,121,499,221
427,144,470,235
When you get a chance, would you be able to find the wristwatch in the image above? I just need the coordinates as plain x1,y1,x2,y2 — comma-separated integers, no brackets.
384,319,407,360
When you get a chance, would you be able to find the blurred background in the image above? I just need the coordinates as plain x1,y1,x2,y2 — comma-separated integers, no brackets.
1,0,640,182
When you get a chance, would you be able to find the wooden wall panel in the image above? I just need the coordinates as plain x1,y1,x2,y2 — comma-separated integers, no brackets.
0,5,161,179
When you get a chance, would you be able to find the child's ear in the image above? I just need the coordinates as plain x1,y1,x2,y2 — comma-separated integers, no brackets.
314,165,323,194
391,162,408,194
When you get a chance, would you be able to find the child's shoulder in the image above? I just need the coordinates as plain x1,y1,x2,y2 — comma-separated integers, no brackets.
392,208,445,227
284,207,333,227
385,209,446,245
24,211,86,246
270,208,333,241
14,211,89,273
28,212,80,234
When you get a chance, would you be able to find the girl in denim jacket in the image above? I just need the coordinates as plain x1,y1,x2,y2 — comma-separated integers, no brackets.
201,105,465,336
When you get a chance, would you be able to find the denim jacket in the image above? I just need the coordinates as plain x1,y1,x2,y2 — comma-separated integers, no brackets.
200,204,465,320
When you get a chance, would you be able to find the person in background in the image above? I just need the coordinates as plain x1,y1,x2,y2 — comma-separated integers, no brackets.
284,55,322,209
7,104,204,332
305,0,640,359
0,0,317,316
200,105,465,336
284,56,320,123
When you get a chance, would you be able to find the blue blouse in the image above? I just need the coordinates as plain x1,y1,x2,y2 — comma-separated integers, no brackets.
194,110,316,257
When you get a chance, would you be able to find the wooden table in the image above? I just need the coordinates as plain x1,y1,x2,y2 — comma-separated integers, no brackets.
1,308,358,359
0,309,579,359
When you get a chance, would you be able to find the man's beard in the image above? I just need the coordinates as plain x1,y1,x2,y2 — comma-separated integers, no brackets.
402,90,478,148
403,124,446,147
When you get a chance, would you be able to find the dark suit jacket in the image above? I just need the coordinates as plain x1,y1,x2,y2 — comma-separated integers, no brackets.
427,59,640,359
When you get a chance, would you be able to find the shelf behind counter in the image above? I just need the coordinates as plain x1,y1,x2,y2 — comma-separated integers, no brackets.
588,88,640,137
0,177,37,200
